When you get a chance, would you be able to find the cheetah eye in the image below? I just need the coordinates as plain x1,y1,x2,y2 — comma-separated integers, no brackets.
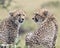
18,14,21,16
43,11,48,16
23,14,25,16
9,12,13,16
35,13,40,16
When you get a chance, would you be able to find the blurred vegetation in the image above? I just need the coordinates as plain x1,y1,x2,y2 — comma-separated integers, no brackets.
0,0,60,48
41,1,60,8
0,0,12,8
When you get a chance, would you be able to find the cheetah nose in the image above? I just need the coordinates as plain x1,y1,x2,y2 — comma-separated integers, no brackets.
18,18,24,23
18,19,21,22
32,18,34,20
22,18,24,21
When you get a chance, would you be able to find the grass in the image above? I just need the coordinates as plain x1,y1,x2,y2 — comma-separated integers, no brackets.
0,0,60,48
41,1,60,8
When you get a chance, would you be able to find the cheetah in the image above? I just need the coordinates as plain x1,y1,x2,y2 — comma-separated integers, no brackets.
25,8,58,48
0,9,26,48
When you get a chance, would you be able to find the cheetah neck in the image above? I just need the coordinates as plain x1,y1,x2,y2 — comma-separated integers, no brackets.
37,17,58,34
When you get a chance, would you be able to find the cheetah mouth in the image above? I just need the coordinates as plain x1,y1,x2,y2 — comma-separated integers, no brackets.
18,18,24,23
20,21,24,23
18,20,24,23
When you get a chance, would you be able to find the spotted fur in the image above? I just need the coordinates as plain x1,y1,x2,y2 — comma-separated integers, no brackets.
25,8,58,48
0,9,25,45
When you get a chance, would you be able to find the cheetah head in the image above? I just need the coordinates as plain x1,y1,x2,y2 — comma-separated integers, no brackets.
32,8,50,24
9,9,26,25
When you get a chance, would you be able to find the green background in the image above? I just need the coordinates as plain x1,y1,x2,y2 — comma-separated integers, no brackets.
0,0,60,48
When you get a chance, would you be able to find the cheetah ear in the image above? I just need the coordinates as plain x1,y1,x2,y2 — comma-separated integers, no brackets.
43,10,48,16
9,11,14,16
